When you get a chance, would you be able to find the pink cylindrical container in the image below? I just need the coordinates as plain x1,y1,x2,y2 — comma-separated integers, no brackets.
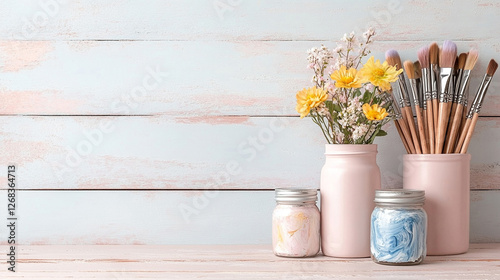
321,144,380,258
403,154,470,255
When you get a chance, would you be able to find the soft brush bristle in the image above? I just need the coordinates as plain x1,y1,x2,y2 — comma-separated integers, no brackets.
458,53,467,69
429,42,439,65
465,49,479,71
385,49,403,70
403,60,415,79
417,46,429,68
439,40,457,68
487,59,498,76
414,61,422,79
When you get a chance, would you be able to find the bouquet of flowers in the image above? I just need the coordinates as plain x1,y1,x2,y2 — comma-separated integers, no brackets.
296,29,403,144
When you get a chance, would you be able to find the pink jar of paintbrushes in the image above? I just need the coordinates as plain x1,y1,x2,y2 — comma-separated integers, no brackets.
403,154,470,255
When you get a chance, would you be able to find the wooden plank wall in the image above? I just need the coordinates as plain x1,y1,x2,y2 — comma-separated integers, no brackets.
0,0,499,244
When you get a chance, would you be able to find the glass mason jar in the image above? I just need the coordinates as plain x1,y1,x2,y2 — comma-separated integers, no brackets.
272,188,320,258
370,189,427,265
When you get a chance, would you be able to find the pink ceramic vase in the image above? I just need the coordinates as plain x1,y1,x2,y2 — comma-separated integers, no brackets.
320,144,380,258
403,154,470,255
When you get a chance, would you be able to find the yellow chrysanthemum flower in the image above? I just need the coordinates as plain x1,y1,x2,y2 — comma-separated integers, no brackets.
359,56,402,91
296,87,328,118
362,103,389,121
330,65,365,88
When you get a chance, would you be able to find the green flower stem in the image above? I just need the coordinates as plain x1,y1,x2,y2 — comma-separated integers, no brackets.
311,111,333,144
367,117,391,143
361,121,374,144
319,114,334,143
369,86,377,105
368,126,381,144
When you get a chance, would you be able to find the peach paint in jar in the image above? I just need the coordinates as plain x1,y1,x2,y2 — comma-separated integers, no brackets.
272,188,320,258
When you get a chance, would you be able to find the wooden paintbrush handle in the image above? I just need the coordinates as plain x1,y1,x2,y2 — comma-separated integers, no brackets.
435,102,449,154
397,118,416,154
426,100,435,154
423,108,430,154
415,105,428,154
394,120,411,154
448,103,458,127
444,102,458,153
444,104,464,154
459,105,467,134
460,113,479,154
403,106,421,154
455,118,472,153
432,99,438,134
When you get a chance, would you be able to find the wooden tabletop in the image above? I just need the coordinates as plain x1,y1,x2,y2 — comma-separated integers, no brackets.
1,244,500,279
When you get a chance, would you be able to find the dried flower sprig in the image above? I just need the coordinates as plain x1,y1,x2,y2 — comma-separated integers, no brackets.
296,28,402,144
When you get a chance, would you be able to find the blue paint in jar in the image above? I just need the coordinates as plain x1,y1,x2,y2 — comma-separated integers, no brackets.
370,189,427,265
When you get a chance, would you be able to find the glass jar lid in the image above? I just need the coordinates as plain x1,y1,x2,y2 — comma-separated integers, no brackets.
374,189,425,206
275,188,317,204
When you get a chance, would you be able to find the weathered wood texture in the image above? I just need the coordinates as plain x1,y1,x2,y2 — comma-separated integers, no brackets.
0,190,498,245
1,0,499,41
0,244,499,279
0,0,499,248
0,41,499,116
0,117,498,190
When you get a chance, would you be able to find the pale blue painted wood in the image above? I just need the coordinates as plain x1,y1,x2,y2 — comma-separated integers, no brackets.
0,190,497,244
471,191,500,242
0,116,498,190
1,0,499,41
1,41,499,116
0,0,499,246
0,190,276,245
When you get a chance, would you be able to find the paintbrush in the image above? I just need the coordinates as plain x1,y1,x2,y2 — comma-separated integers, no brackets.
405,60,429,153
414,61,424,111
435,40,457,154
450,56,459,101
453,49,479,153
414,61,428,146
414,61,430,153
386,49,422,154
458,59,497,154
395,121,411,154
429,43,440,136
443,53,469,153
418,46,435,153
443,54,464,153
459,79,470,136
446,56,459,120
459,51,478,138
385,93,413,154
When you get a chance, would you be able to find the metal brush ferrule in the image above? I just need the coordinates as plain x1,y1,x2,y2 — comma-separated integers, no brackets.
438,68,453,103
385,93,402,119
421,68,432,101
430,63,439,100
464,86,470,107
456,70,471,105
408,79,420,107
385,92,402,119
447,76,455,103
453,68,464,103
391,81,406,109
467,75,488,118
397,74,411,107
416,78,424,108
473,74,493,114
465,104,474,119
